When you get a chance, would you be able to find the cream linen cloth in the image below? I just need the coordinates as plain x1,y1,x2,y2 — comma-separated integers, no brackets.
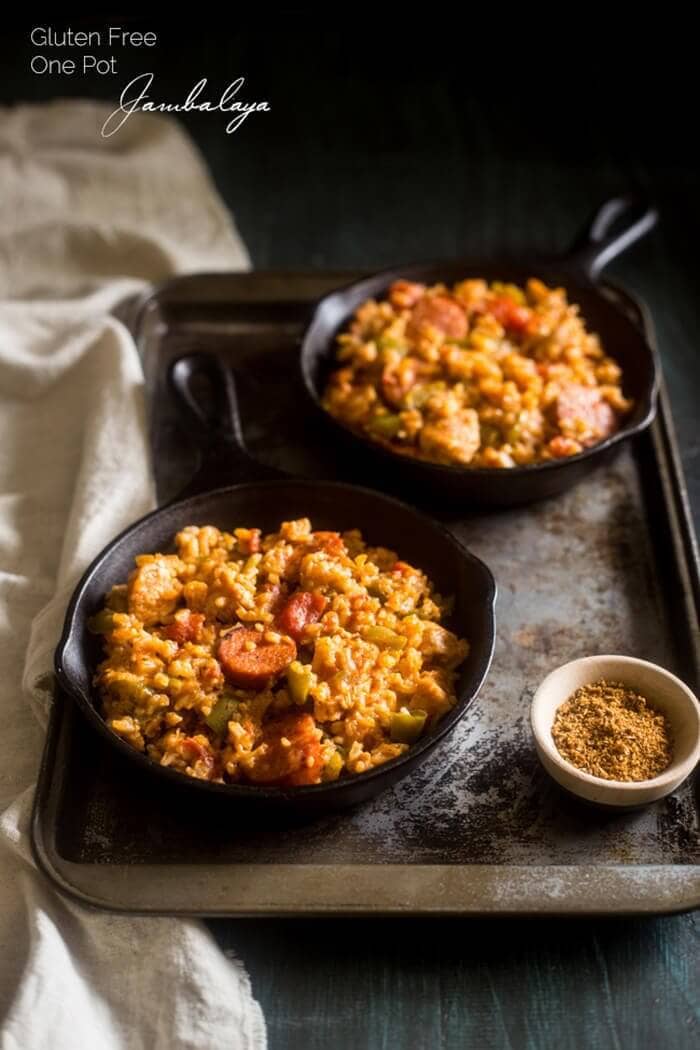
0,101,266,1049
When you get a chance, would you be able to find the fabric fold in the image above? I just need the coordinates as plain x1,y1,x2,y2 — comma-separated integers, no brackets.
0,100,264,1049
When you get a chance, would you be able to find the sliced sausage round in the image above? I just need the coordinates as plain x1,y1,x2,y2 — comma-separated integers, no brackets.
554,384,617,444
277,591,327,643
218,628,296,688
407,295,467,341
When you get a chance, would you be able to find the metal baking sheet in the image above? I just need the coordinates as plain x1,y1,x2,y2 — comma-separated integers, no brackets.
32,273,700,915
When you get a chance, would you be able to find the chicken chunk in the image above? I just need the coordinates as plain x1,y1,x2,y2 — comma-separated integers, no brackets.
421,622,469,669
246,712,323,786
127,555,183,626
418,409,481,465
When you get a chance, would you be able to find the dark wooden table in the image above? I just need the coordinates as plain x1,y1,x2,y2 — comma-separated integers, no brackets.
5,19,699,1049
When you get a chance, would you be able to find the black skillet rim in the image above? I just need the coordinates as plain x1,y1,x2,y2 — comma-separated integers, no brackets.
55,478,497,800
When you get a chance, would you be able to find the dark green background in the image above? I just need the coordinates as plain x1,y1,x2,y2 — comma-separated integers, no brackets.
4,18,699,1049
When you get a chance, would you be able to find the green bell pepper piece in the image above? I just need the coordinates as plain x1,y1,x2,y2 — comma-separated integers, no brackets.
323,751,344,781
367,413,402,439
390,709,427,744
87,609,115,634
363,626,407,650
205,694,239,736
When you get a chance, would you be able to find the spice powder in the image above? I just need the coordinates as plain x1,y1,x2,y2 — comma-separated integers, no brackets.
551,679,673,782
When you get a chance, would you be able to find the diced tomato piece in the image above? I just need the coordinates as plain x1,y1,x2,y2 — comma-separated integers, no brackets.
277,591,327,643
312,531,346,557
392,560,414,575
163,611,205,645
489,296,533,334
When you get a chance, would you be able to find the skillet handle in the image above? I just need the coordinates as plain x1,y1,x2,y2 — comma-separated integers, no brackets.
568,196,658,281
169,353,283,498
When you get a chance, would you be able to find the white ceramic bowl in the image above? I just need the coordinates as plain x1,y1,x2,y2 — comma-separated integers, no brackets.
530,655,700,807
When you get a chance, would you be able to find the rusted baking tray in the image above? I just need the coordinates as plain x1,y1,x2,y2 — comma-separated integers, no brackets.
31,273,700,916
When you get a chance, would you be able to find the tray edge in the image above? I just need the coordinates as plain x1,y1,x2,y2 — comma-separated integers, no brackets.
31,274,700,918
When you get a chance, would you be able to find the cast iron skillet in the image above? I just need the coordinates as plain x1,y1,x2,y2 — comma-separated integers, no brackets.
54,354,496,812
300,197,660,506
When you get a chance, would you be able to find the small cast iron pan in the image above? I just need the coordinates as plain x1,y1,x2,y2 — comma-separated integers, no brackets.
300,196,660,506
55,354,496,812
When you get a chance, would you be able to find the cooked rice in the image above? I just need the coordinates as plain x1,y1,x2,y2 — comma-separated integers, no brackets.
91,519,469,786
322,278,631,467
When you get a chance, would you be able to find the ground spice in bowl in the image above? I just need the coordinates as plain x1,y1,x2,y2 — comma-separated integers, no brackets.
551,679,674,782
